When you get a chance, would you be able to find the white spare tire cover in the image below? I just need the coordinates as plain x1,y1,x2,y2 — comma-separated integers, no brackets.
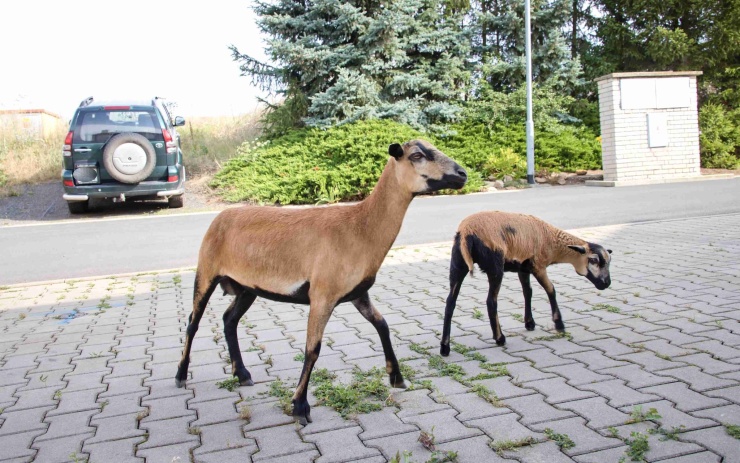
102,133,157,184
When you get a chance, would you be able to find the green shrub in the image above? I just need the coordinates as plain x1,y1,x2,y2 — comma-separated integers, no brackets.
211,119,484,204
699,103,740,169
483,147,527,179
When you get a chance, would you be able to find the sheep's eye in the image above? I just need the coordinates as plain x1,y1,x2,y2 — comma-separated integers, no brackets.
409,153,424,161
588,257,598,265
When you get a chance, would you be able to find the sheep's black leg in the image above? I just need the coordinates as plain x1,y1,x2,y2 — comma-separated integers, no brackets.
176,272,219,388
486,271,506,345
518,271,536,331
533,270,565,331
352,292,405,388
292,297,334,426
223,289,258,386
441,235,469,356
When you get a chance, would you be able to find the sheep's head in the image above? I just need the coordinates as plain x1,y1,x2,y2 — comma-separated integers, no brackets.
568,242,612,290
388,140,467,194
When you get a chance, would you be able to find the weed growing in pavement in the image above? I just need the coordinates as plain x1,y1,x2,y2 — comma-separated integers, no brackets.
238,403,252,422
187,427,201,436
409,342,431,356
511,313,525,322
68,452,87,463
544,428,575,449
136,409,149,421
626,405,662,424
264,355,273,367
418,427,436,451
472,308,483,320
216,377,241,392
310,367,392,418
268,379,294,414
650,425,685,441
389,450,458,463
17,313,26,320
725,424,740,439
655,353,671,361
293,352,305,362
531,332,572,342
489,436,535,454
620,431,649,462
592,303,621,313
470,384,504,407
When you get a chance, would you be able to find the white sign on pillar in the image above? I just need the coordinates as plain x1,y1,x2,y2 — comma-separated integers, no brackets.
647,113,669,148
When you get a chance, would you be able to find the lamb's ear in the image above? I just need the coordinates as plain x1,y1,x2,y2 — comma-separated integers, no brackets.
568,245,587,255
607,249,613,254
389,143,404,160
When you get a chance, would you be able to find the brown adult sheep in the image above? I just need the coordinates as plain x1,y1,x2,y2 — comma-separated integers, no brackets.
440,211,612,355
176,140,468,425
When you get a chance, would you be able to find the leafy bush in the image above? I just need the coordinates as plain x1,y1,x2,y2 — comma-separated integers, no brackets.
699,103,740,169
211,119,484,204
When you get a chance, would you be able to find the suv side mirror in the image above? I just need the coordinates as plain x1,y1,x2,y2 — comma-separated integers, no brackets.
173,116,186,127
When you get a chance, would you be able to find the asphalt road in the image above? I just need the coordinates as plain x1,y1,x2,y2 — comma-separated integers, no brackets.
2,178,738,285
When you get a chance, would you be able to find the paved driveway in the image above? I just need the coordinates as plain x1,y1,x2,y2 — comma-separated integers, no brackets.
0,214,739,462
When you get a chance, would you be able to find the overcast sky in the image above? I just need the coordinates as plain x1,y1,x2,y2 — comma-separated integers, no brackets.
0,0,269,118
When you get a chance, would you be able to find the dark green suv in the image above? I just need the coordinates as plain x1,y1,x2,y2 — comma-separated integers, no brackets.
62,97,186,214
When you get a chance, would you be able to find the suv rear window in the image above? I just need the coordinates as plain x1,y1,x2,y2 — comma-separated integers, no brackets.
73,109,163,143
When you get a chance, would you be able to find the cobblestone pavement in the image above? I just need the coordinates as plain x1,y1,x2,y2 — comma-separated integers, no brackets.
1,214,739,463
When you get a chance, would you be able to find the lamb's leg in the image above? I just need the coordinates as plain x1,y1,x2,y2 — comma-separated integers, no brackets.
533,270,565,331
292,298,334,426
223,290,258,386
352,292,405,388
176,272,219,388
518,271,536,331
440,235,469,356
486,271,506,345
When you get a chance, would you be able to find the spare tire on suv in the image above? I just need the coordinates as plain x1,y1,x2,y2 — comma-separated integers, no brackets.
102,133,157,184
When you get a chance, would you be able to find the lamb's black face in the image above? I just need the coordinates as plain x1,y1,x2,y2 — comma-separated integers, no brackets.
585,243,612,290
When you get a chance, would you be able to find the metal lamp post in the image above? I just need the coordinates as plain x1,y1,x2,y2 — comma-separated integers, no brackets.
525,0,535,184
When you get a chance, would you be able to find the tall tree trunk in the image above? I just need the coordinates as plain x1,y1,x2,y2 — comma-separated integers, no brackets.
571,0,578,58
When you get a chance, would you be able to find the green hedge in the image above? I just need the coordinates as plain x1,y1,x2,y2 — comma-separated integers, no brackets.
211,118,602,204
699,103,740,169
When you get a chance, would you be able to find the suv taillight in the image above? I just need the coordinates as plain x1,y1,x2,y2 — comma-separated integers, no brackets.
162,129,177,154
63,131,73,157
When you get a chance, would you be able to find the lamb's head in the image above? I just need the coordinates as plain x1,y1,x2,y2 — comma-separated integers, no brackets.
388,140,467,194
568,242,612,290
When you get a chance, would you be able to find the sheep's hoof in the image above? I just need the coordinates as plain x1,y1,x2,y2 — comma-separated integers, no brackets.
495,335,507,346
440,344,451,357
525,320,536,331
234,368,253,386
175,378,186,388
390,376,407,389
292,401,312,426
554,321,566,332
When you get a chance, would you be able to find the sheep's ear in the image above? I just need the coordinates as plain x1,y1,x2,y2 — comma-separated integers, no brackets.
389,143,404,160
607,249,613,254
568,245,587,255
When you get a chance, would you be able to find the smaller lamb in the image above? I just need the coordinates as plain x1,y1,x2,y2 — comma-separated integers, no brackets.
440,211,612,356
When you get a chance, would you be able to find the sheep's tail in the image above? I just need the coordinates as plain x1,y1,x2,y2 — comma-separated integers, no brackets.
459,233,475,276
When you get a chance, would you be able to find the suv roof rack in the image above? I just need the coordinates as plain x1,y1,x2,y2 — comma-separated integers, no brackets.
79,96,94,108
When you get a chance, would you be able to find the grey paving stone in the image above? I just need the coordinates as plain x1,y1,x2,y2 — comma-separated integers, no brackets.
499,440,574,463
563,350,630,371
620,399,718,432
573,445,629,463
83,436,144,463
506,361,558,384
394,389,452,419
504,393,574,425
658,366,738,392
509,348,577,369
91,391,147,419
403,408,482,443
364,430,433,462
616,351,686,372
191,420,257,455
691,404,740,425
683,340,740,361
242,401,295,432
542,362,614,386
652,451,722,463
466,412,542,442
531,417,622,456
87,412,147,444
31,432,93,463
141,394,195,423
0,430,42,460
524,377,596,404
558,397,631,429
581,337,638,356
46,387,106,417
303,426,381,463
426,376,471,396
441,391,510,422
436,435,510,463
705,385,740,404
579,379,662,408
650,328,711,346
136,441,199,463
138,416,199,449
0,406,52,436
34,409,97,442
471,376,536,400
598,364,675,388
356,408,419,440
641,382,729,412
248,423,316,461
99,373,148,398
5,386,58,412
296,405,358,435
680,353,740,375
193,445,262,463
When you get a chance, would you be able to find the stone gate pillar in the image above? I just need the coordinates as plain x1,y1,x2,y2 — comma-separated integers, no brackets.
588,71,703,186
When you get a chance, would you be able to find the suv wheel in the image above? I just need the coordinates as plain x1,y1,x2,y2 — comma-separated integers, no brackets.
102,133,157,184
67,200,89,214
168,195,184,209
